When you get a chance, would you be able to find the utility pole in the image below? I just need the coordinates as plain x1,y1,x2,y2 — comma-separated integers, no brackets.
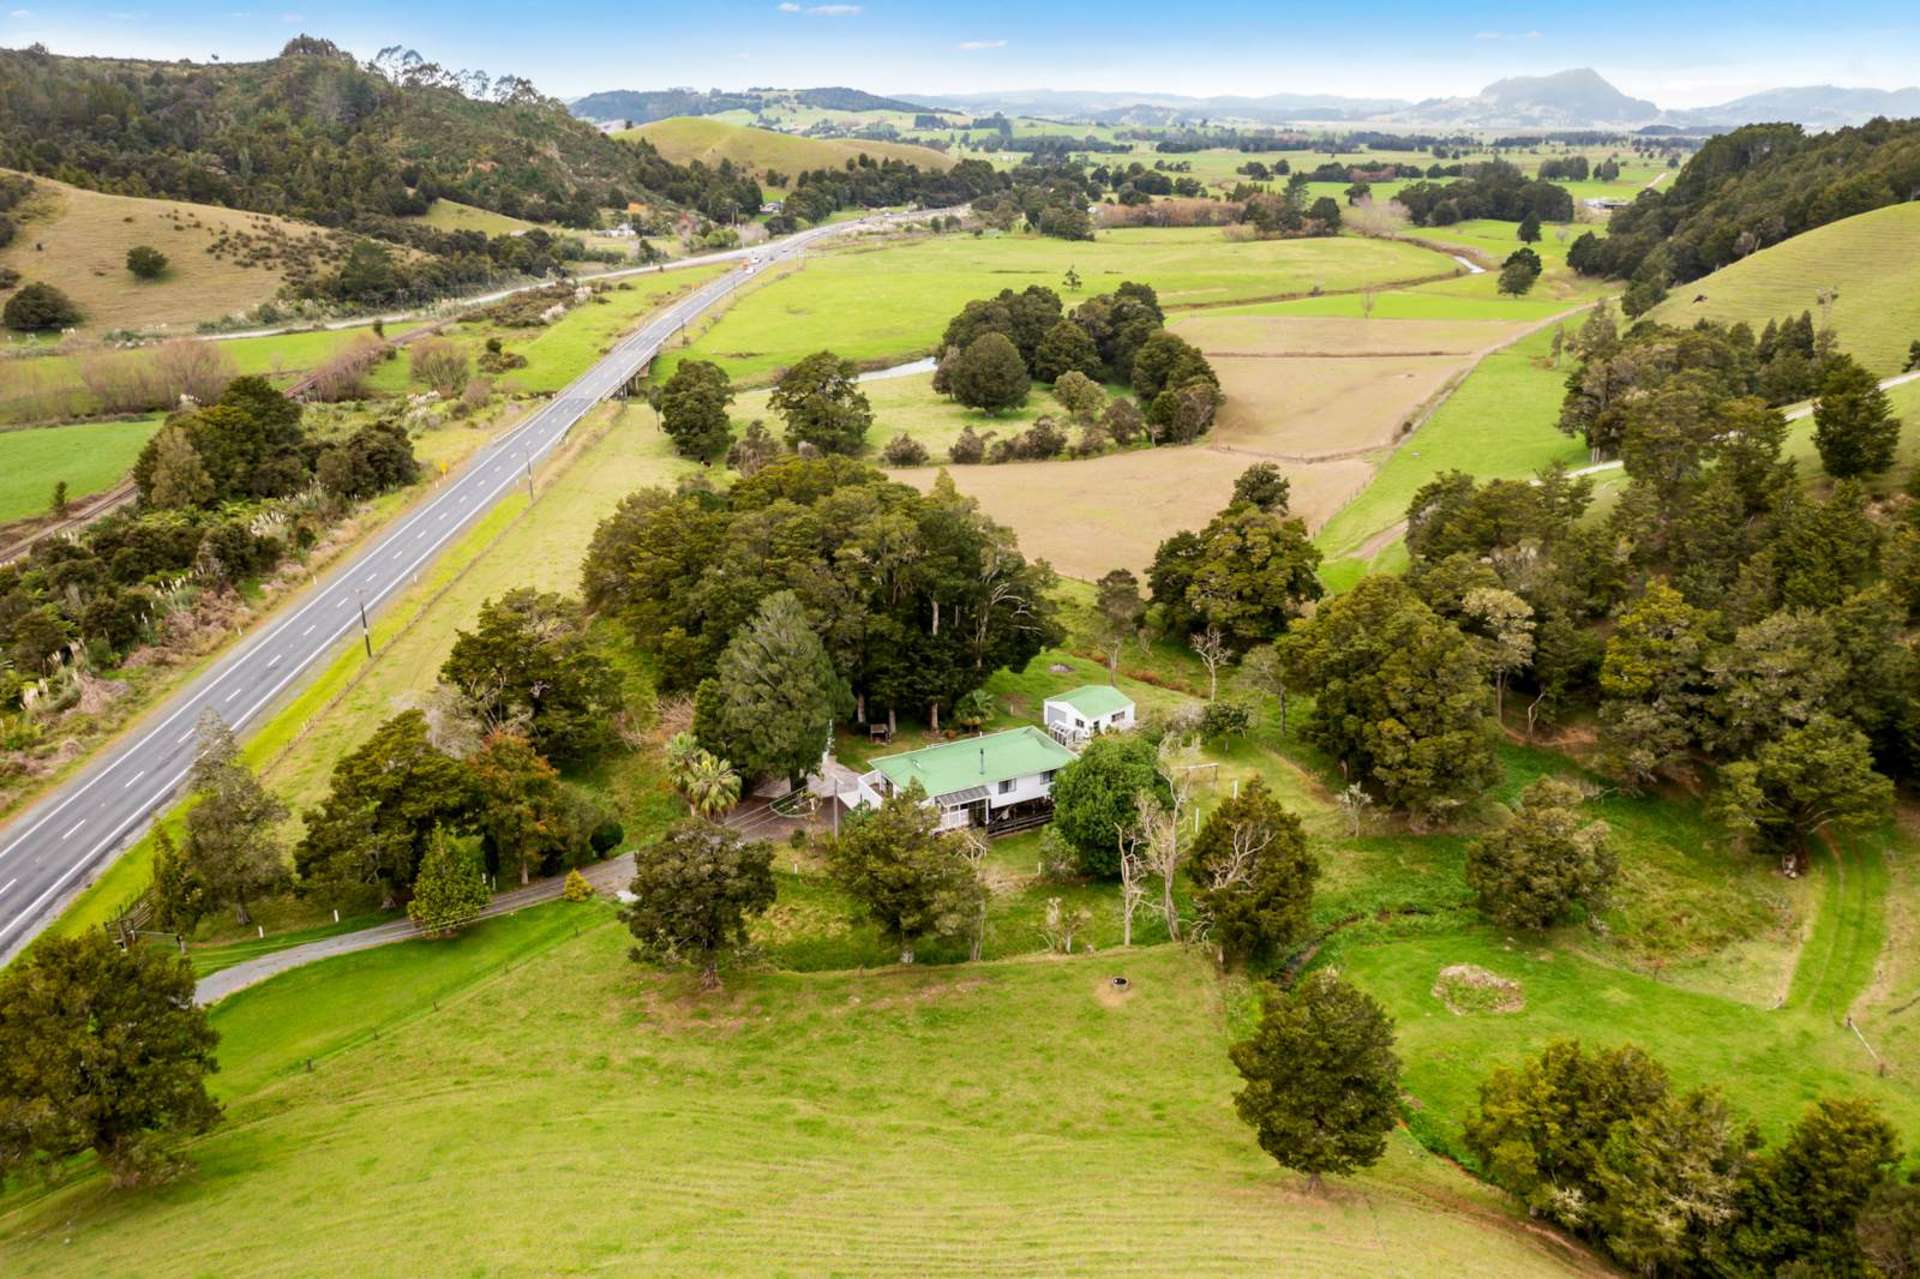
522,450,535,502
355,592,372,658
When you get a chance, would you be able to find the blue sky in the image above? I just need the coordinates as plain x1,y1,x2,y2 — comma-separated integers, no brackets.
5,0,1918,107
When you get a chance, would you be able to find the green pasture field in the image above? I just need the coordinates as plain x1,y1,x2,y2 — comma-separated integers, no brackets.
1313,319,1591,577
0,922,1604,1277
0,416,161,522
658,227,1459,386
1647,201,1920,376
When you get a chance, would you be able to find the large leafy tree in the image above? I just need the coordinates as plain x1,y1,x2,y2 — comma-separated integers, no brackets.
769,350,873,455
1188,777,1318,965
1149,504,1323,651
469,730,574,886
654,358,735,461
1735,1096,1902,1276
1597,579,1717,786
1031,318,1101,383
826,785,983,964
441,588,621,764
1591,1088,1757,1276
181,709,289,926
1465,1039,1673,1230
694,590,851,785
1277,575,1496,825
947,332,1031,414
623,820,776,987
0,934,220,1187
1464,777,1615,930
1230,972,1400,1189
1049,732,1171,877
296,710,476,908
1713,715,1893,869
406,827,490,937
1813,355,1902,479
1129,330,1217,402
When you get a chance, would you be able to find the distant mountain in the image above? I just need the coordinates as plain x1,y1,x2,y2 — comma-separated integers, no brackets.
571,72,1920,133
1396,69,1660,127
921,88,1410,126
1676,84,1920,127
569,86,930,124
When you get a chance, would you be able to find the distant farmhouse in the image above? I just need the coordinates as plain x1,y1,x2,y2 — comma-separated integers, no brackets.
845,686,1136,835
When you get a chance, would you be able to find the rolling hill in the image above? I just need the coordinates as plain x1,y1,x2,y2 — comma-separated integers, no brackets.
0,173,347,333
1645,200,1920,375
620,117,954,184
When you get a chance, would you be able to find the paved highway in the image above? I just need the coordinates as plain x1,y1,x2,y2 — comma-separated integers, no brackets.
0,209,932,960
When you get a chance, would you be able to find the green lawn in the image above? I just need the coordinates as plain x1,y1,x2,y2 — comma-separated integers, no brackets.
0,417,161,521
659,227,1459,386
0,913,1600,1277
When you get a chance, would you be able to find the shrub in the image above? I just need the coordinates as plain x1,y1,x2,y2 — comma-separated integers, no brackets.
880,432,930,466
126,245,169,279
948,424,987,464
562,869,595,902
1017,416,1067,459
4,281,81,331
1198,699,1254,741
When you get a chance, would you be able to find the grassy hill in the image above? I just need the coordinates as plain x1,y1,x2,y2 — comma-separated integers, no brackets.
0,914,1602,1276
1646,201,1920,375
0,40,726,228
623,116,954,186
0,174,343,333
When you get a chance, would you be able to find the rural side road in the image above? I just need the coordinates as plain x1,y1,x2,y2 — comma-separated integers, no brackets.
193,853,636,1004
0,208,943,963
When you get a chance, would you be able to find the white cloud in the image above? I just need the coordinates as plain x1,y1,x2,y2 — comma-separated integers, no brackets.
805,3,860,13
957,39,1006,51
280,10,303,21
8,9,30,17
776,2,800,9
1474,30,1542,40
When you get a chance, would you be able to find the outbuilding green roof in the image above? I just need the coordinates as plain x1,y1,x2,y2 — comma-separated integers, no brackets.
870,726,1077,803
1046,684,1135,719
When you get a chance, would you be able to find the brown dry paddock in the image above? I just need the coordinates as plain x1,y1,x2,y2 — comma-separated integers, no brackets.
892,447,1376,581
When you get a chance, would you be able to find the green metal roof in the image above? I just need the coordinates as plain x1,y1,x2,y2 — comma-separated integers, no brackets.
870,726,1077,802
1047,684,1134,719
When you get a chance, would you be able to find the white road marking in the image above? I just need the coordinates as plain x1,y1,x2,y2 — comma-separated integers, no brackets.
225,687,242,702
0,879,14,897
122,770,146,789
177,729,195,744
61,820,85,840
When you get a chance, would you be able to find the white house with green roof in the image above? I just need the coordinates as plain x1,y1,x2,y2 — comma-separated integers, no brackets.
1042,684,1136,746
860,725,1078,834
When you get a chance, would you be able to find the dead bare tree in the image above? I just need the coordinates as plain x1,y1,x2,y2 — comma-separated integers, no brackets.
1040,897,1092,954
955,828,991,961
1190,808,1275,963
1190,624,1231,702
1115,820,1149,947
1136,736,1203,941
1336,782,1375,837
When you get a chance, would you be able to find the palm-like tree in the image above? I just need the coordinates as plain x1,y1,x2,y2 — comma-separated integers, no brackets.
684,751,742,819
663,731,703,801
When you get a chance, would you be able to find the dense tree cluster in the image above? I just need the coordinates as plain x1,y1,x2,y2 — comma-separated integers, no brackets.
1468,1039,1906,1276
295,593,622,906
0,379,417,701
933,281,1220,444
1555,304,1888,466
1393,160,1574,227
1568,119,1920,284
1389,301,1911,865
580,456,1060,734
